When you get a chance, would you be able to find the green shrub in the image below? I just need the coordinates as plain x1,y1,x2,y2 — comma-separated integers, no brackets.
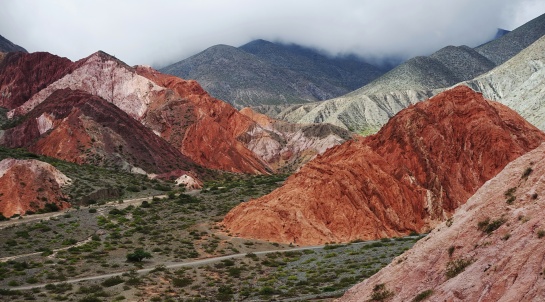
216,286,233,301
259,286,275,296
126,249,152,262
477,217,506,234
101,276,124,287
0,288,21,296
412,289,433,302
370,283,394,301
78,296,102,302
447,246,455,257
522,167,533,179
445,258,473,279
171,277,192,287
44,282,72,293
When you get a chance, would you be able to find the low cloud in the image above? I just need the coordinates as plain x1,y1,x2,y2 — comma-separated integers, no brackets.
1,0,544,67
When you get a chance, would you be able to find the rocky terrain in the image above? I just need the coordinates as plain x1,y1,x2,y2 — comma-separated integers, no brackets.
134,65,272,174
257,12,545,134
464,35,545,131
223,86,545,245
0,158,70,217
475,12,545,65
0,52,74,109
1,51,270,175
1,49,355,183
239,107,353,172
1,88,200,177
339,141,545,302
160,40,386,107
0,34,27,53
256,44,496,133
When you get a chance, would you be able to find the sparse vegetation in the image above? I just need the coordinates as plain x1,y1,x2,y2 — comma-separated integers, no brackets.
0,171,423,301
126,249,152,262
370,283,394,301
445,258,473,279
447,245,455,257
412,289,433,302
101,276,124,287
504,187,517,205
522,167,533,179
477,217,506,234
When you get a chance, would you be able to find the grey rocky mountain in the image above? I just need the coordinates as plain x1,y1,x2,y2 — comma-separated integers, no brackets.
160,40,386,108
464,34,545,130
0,34,27,53
257,12,545,134
475,13,545,65
256,45,496,133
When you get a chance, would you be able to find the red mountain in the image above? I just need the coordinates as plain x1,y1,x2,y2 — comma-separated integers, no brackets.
0,52,74,109
1,50,348,176
1,88,199,176
135,66,271,174
0,158,71,217
222,86,545,245
3,51,271,174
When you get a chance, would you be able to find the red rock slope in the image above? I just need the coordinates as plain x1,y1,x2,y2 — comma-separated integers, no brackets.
1,88,199,176
339,142,545,302
222,86,545,245
0,158,71,217
3,51,271,174
0,52,74,109
135,66,271,174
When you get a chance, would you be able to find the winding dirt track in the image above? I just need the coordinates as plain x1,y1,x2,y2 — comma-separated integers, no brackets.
8,244,328,290
0,192,416,291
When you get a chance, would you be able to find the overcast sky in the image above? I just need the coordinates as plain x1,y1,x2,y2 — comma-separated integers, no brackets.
1,0,544,68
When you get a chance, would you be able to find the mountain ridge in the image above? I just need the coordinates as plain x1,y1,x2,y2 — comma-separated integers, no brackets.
160,40,386,107
257,12,545,134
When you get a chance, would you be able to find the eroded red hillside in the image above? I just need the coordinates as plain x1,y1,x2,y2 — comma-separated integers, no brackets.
136,66,272,174
2,51,271,174
0,52,74,109
222,86,545,245
0,158,71,217
1,89,199,176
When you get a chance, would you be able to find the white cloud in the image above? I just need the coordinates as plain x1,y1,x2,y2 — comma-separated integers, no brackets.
0,0,543,67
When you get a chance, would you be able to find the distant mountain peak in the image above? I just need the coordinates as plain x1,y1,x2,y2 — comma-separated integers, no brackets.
0,34,27,53
161,40,386,107
79,50,132,69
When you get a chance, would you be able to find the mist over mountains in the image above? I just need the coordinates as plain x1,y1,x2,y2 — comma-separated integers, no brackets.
1,6,545,302
160,40,391,108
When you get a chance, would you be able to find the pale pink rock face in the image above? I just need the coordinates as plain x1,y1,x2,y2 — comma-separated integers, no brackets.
338,142,545,302
9,52,163,119
240,107,351,171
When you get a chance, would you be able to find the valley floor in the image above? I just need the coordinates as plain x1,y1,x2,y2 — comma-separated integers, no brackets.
0,174,421,301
